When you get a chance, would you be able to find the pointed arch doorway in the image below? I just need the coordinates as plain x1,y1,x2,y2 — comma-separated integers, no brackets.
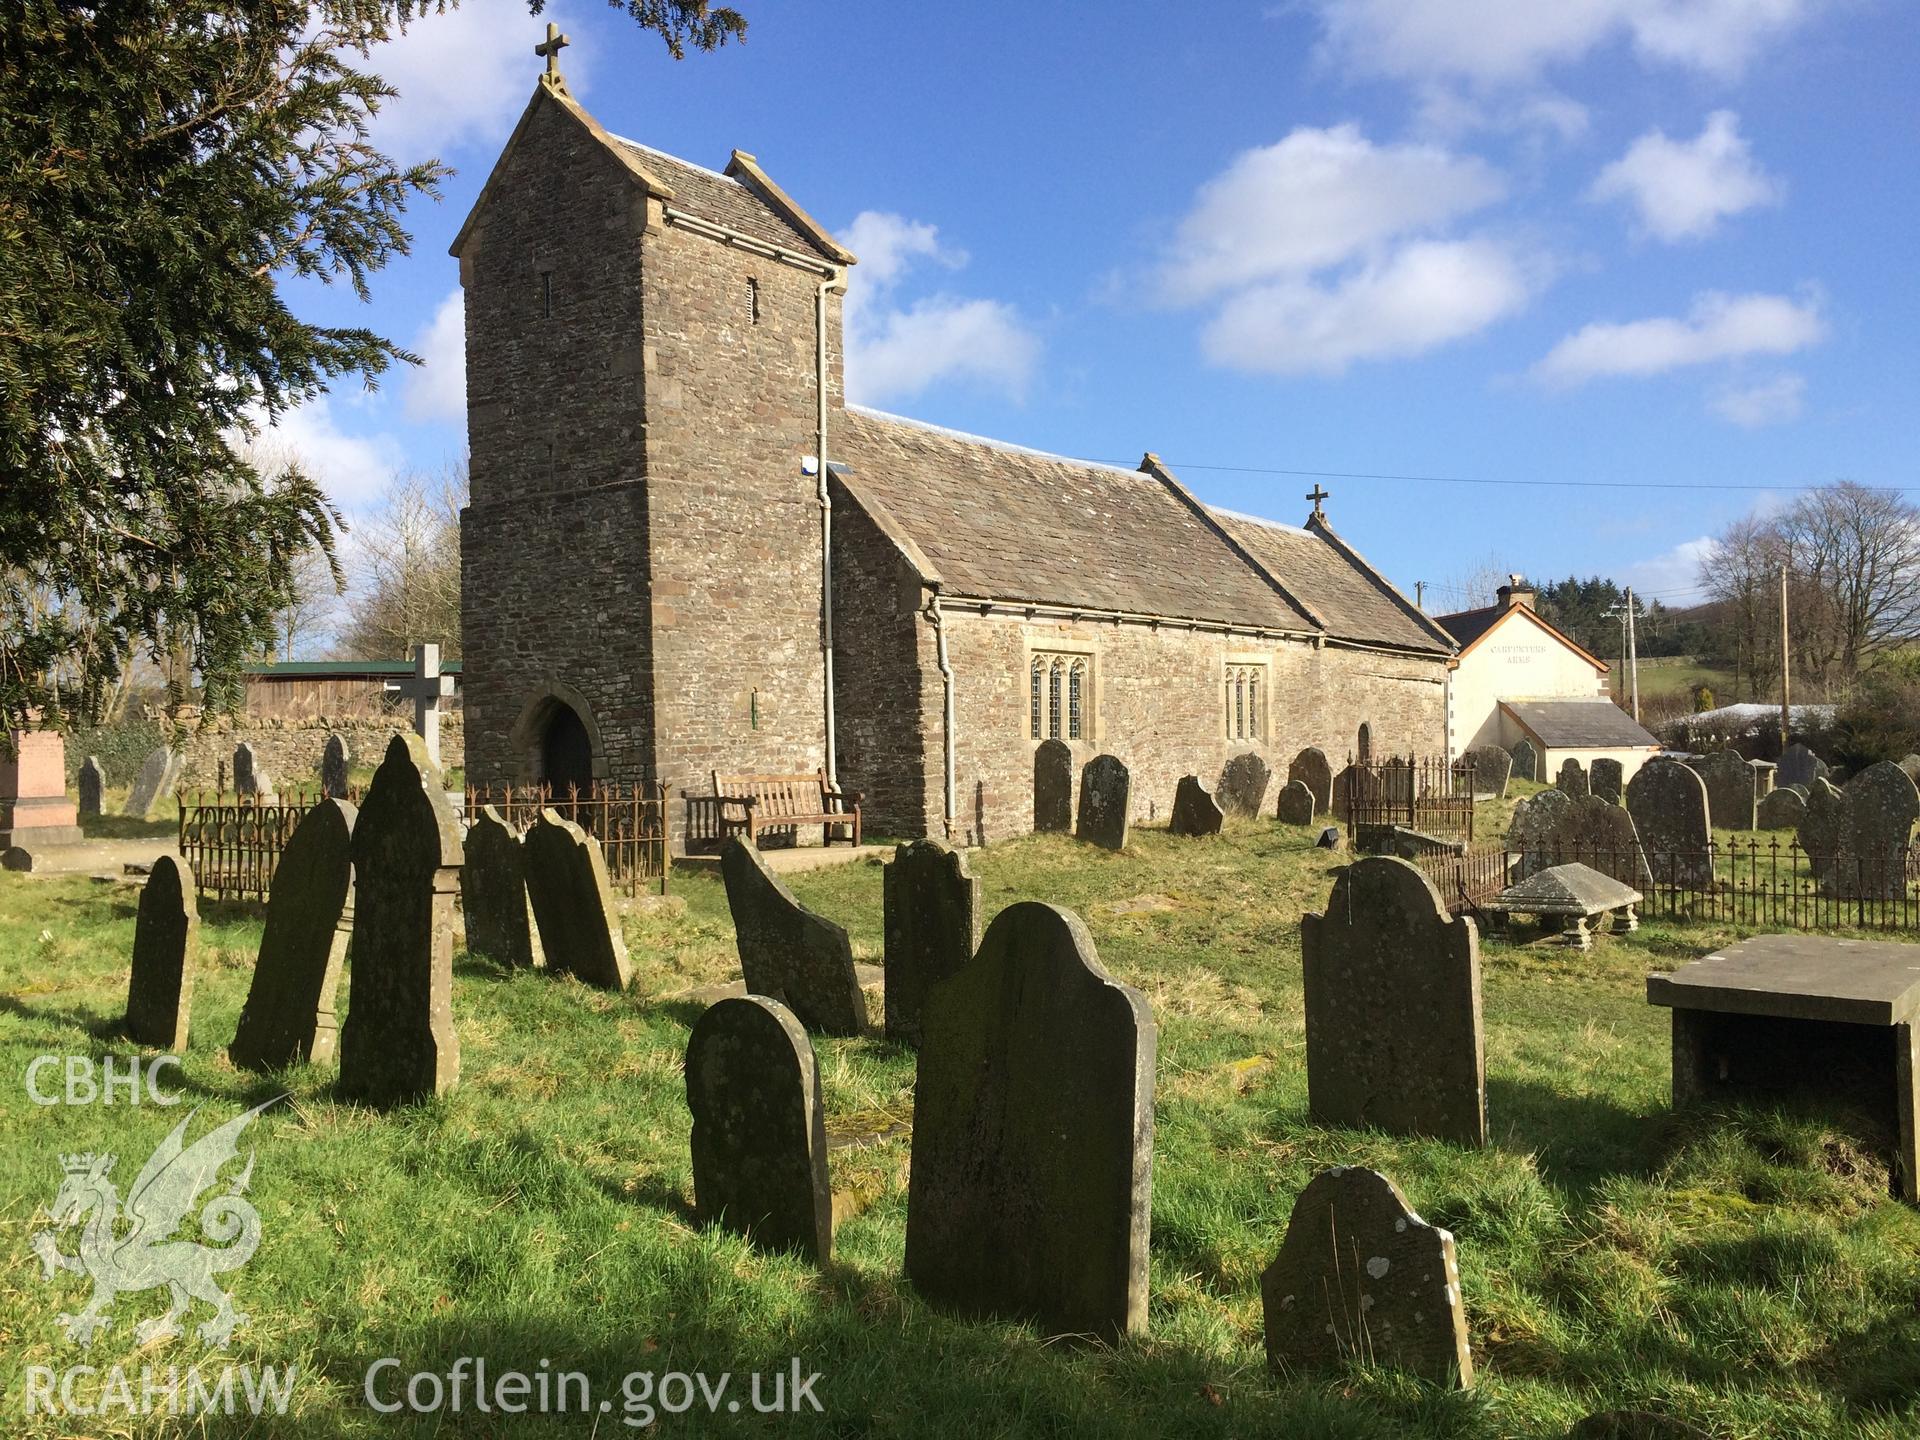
509,681,609,793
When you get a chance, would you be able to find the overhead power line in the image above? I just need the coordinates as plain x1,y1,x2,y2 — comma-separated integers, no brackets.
1151,462,1901,495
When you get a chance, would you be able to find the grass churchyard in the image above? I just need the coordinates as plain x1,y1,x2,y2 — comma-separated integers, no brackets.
4,794,1918,1437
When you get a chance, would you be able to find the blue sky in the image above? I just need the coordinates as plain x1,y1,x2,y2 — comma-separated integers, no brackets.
278,0,1920,616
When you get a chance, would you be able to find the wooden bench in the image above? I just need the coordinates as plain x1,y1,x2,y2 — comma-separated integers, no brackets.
710,770,862,848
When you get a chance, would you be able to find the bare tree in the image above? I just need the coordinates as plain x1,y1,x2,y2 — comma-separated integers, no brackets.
1697,515,1784,700
1778,481,1920,680
340,461,467,660
1431,552,1516,612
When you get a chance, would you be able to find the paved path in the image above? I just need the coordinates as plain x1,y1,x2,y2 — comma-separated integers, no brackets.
5,834,179,880
675,843,894,876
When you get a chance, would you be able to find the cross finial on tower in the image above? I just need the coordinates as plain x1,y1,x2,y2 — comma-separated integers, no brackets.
535,22,570,79
1306,484,1330,520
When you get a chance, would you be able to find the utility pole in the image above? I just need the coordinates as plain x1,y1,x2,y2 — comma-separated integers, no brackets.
1779,561,1791,752
1625,587,1640,723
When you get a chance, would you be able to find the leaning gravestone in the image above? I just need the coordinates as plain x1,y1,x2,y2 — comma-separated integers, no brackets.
1076,754,1131,850
1464,744,1512,800
336,736,462,1106
1756,786,1807,831
1276,779,1316,826
1301,857,1484,1146
1508,787,1576,882
906,902,1156,1340
233,742,262,796
1776,741,1825,790
1624,758,1714,890
883,839,981,1046
462,806,542,970
1262,1166,1473,1388
320,735,350,800
1590,757,1624,805
230,799,356,1070
1287,746,1334,815
1825,760,1920,902
1798,775,1846,881
1168,775,1224,837
1509,738,1539,783
1032,739,1073,833
125,855,198,1051
523,810,629,989
124,746,180,819
1218,752,1271,819
721,838,864,1035
1556,758,1590,798
686,995,832,1262
1690,750,1756,830
77,756,104,819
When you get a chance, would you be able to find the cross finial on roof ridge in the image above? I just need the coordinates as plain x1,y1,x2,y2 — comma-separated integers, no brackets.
1307,484,1330,521
535,22,570,83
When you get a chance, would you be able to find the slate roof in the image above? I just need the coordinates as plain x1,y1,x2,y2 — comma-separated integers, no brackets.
1501,700,1661,749
610,137,835,259
1433,603,1506,650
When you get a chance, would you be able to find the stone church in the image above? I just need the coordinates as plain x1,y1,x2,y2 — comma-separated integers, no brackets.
456,60,1455,849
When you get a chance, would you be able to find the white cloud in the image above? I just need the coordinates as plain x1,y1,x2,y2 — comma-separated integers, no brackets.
1161,125,1506,303
1589,111,1783,241
841,211,1040,404
1535,291,1825,387
1620,535,1717,600
241,395,404,512
1202,239,1535,376
404,290,467,422
1710,372,1807,427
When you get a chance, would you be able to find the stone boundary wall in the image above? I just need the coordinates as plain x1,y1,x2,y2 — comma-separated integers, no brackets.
172,714,466,792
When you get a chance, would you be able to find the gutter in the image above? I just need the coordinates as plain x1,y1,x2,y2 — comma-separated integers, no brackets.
926,592,957,838
815,269,848,785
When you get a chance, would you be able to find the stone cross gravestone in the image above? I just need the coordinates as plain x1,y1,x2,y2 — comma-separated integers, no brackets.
320,735,350,800
1076,754,1131,850
906,901,1156,1340
462,806,543,970
1261,1166,1473,1388
1287,747,1333,815
77,756,104,818
1508,738,1538,783
1776,741,1826,790
1556,758,1590,798
336,737,463,1106
1168,776,1224,837
1825,760,1920,902
721,838,864,1035
1464,745,1512,800
883,839,981,1046
230,799,356,1071
1797,775,1846,881
1624,758,1715,890
1301,857,1485,1146
523,810,627,987
125,855,198,1051
1590,757,1624,805
1218,752,1271,819
390,643,456,769
1032,739,1073,833
1756,786,1807,831
1689,750,1756,830
685,995,833,1262
1276,779,1316,826
124,746,181,819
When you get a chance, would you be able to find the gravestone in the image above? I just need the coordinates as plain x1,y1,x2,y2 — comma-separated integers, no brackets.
1276,779,1316,826
523,810,629,989
462,806,542,970
1551,794,1655,890
124,746,180,819
336,736,463,1106
1218,752,1271,819
1075,754,1131,851
1508,787,1575,882
230,799,356,1070
1590,757,1624,805
1555,758,1590,798
1509,739,1538,783
1825,760,1920,902
1798,775,1846,881
1168,775,1224,837
686,995,832,1262
320,735,350,800
233,742,262,796
1464,744,1512,800
1,726,82,849
1032,739,1073,833
77,756,104,819
393,642,456,769
1315,826,1344,851
1690,750,1756,830
721,837,864,1035
906,902,1156,1340
1776,741,1825,790
1624,758,1715,889
1756,786,1807,831
883,839,981,1046
1750,758,1777,800
1261,1166,1473,1388
1287,746,1333,815
125,855,198,1051
1301,858,1485,1146
1332,764,1382,822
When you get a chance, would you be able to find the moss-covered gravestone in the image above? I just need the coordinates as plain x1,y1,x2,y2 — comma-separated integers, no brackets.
1262,1166,1473,1387
124,746,179,819
1276,779,1316,826
1464,744,1511,800
1625,758,1715,890
1756,786,1807,830
1218,751,1271,818
721,838,864,1036
883,839,980,1046
1302,857,1485,1147
1287,746,1333,815
1798,775,1845,880
1826,760,1920,902
77,756,104,818
1690,750,1756,830
1075,754,1130,851
686,995,832,1262
230,799,356,1071
126,855,197,1051
1032,739,1073,833
1556,758,1590,798
523,810,628,988
336,737,462,1106
1591,756,1624,804
320,735,350,800
1168,775,1224,837
463,806,542,970
1509,738,1538,783
906,902,1156,1340
1776,741,1825,790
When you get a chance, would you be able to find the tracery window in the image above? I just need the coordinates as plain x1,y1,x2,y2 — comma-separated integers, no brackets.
1224,662,1268,743
1029,652,1093,741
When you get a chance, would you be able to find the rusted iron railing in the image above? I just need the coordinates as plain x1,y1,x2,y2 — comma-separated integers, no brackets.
467,780,670,897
